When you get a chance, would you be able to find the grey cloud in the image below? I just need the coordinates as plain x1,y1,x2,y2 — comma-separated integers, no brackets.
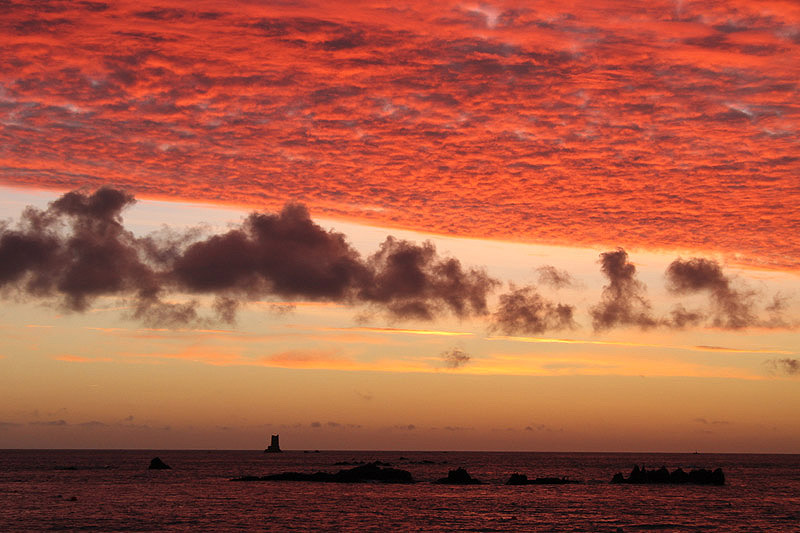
360,237,499,320
78,420,108,428
590,248,657,331
491,284,575,335
441,347,470,369
667,304,705,329
0,189,498,326
666,257,758,329
535,265,575,289
765,358,800,376
29,419,68,426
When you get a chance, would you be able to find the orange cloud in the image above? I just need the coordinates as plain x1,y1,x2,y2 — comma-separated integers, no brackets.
121,346,246,366
319,326,474,337
54,355,113,363
474,351,761,380
260,350,354,369
486,335,795,355
0,1,797,268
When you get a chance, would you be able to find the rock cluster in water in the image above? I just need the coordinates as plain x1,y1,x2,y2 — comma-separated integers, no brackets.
434,467,482,485
333,460,392,466
611,465,725,485
506,473,580,485
232,461,414,484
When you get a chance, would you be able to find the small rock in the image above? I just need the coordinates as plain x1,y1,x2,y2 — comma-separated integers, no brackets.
148,457,171,470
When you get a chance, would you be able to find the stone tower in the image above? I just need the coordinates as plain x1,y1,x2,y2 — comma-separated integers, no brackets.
264,434,282,453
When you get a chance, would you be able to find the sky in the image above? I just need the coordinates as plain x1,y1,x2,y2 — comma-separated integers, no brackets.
1,0,799,452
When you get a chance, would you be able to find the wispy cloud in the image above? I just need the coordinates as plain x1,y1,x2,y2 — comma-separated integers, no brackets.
54,355,113,363
318,326,474,337
486,335,794,355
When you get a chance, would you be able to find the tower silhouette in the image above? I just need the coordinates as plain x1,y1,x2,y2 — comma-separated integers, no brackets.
265,434,282,453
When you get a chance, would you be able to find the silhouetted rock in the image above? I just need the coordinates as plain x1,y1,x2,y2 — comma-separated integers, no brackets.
232,461,414,484
531,477,580,485
333,463,412,483
506,473,579,485
434,467,481,485
611,465,724,485
148,457,171,470
259,471,332,482
669,468,689,484
506,473,529,485
652,466,671,483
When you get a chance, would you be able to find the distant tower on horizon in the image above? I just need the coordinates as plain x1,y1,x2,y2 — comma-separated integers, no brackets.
264,434,282,453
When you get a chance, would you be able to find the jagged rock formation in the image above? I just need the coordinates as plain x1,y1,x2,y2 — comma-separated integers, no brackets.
232,462,415,484
506,473,580,485
148,457,171,470
434,467,482,485
611,465,725,485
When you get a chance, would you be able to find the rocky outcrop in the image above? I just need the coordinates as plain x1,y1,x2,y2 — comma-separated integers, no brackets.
505,473,580,485
148,457,171,470
611,465,725,485
232,461,414,484
434,467,482,485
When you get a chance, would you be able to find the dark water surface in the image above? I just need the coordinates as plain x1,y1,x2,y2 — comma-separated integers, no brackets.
1,450,798,531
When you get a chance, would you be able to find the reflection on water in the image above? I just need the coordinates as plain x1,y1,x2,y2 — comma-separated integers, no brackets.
1,450,798,531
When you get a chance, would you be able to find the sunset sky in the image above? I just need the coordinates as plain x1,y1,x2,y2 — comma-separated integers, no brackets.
1,0,799,452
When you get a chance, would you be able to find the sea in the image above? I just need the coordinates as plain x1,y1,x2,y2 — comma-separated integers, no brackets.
1,450,798,531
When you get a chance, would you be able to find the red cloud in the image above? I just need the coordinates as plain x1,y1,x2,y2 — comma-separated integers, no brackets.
1,1,798,268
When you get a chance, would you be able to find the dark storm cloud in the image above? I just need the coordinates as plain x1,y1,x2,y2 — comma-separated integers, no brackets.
0,188,498,325
590,248,657,331
765,358,800,376
172,203,369,301
0,188,162,313
666,257,758,329
360,237,499,320
441,347,470,369
491,285,575,335
2,189,794,332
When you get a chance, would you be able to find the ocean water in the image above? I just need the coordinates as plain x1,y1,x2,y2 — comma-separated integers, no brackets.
1,450,798,531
